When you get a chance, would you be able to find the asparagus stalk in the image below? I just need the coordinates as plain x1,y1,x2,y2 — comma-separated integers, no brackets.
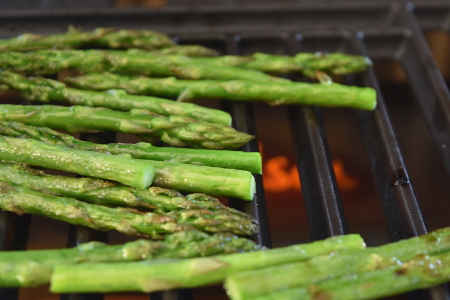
0,182,257,237
107,50,372,77
65,72,377,110
117,45,219,57
0,27,174,52
0,27,114,52
224,226,450,300
251,252,450,300
0,71,231,126
48,234,365,293
0,104,253,150
0,230,260,288
0,135,155,189
0,120,262,174
87,28,175,49
236,52,373,78
0,49,289,83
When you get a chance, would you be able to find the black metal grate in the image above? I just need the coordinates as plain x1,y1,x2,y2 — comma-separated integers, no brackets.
0,1,450,299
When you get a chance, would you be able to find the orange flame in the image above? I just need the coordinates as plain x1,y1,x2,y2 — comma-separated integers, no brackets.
260,143,359,193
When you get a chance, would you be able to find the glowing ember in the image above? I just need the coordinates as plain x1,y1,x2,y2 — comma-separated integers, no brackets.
262,153,359,193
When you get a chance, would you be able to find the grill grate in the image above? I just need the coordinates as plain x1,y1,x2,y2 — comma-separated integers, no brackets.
0,1,450,299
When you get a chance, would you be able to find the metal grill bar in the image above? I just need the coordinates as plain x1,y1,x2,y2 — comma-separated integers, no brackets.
289,106,349,240
353,33,427,241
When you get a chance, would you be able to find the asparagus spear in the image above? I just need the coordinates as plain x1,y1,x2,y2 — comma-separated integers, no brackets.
224,226,450,300
0,135,155,189
0,27,114,52
0,230,260,288
118,45,219,57
0,120,262,174
107,50,371,77
0,71,231,126
251,252,450,300
0,49,289,83
0,239,161,288
65,72,377,110
87,28,175,49
0,182,257,237
236,52,373,78
48,234,365,293
0,27,174,52
0,104,253,150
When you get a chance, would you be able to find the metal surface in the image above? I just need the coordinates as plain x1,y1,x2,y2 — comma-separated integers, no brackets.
0,1,450,299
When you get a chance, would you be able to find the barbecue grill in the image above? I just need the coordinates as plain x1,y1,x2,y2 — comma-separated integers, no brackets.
1,1,450,299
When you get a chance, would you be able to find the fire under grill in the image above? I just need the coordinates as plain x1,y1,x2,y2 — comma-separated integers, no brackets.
0,1,450,299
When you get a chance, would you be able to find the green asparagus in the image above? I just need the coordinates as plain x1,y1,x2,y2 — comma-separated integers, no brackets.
251,252,450,300
0,182,257,237
0,27,174,52
48,234,365,293
0,71,231,126
0,230,260,288
0,120,262,174
0,162,251,214
65,72,377,110
116,45,219,57
87,28,175,49
0,135,256,200
0,136,155,189
0,27,114,52
107,49,372,77
0,104,253,150
236,52,373,78
224,226,450,300
0,49,289,83
0,239,161,288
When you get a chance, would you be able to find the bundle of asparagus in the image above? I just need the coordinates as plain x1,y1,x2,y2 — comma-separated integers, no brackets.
0,71,232,126
0,181,257,238
0,230,261,288
0,135,256,200
0,120,262,174
0,104,253,150
0,162,253,213
48,228,450,300
0,49,288,83
49,234,365,293
0,27,373,78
